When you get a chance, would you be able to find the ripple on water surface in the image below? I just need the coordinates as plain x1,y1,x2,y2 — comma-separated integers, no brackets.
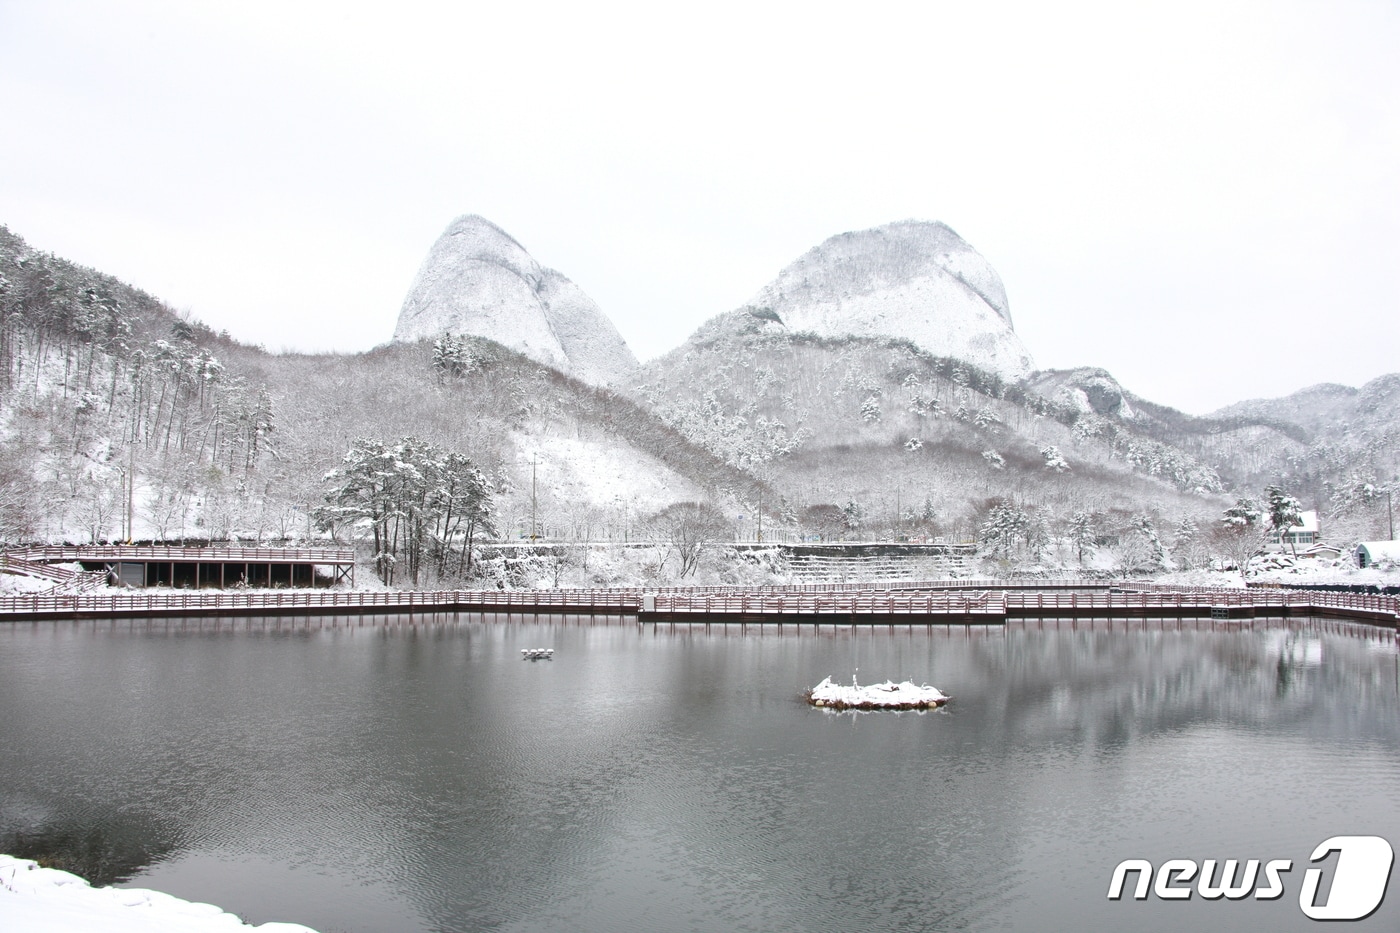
1,617,1398,933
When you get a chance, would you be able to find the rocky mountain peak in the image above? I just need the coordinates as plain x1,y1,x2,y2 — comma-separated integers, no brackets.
1027,368,1137,420
742,220,1034,379
394,215,639,386
438,215,538,279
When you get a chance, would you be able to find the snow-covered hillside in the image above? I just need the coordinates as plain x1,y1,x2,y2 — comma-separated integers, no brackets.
1212,374,1400,439
393,215,639,386
4,216,1397,583
638,325,1226,545
740,221,1035,380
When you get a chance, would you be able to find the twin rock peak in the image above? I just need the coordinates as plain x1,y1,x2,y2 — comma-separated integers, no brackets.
393,214,1035,386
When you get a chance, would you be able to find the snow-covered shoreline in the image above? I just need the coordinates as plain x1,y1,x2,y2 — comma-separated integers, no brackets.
807,676,949,710
0,855,319,933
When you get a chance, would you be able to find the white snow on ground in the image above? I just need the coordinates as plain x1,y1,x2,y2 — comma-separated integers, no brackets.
0,574,56,594
0,855,318,933
808,675,948,709
512,432,703,512
1156,556,1399,589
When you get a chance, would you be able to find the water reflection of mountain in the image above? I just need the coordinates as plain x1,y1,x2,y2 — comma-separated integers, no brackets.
2,618,1398,933
962,622,1400,753
0,813,177,886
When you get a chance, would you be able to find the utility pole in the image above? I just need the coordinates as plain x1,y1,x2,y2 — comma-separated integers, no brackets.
757,487,763,543
895,486,901,542
530,455,538,542
126,442,135,545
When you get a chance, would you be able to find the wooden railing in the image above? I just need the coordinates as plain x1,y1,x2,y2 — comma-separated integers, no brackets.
0,554,108,593
1001,588,1400,618
0,588,639,618
1133,582,1400,613
633,579,1114,596
0,581,1394,627
1,553,81,584
647,586,1399,624
654,591,1007,615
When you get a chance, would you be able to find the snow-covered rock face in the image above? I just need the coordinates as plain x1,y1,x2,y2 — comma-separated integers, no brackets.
1029,368,1137,420
394,216,639,386
744,221,1035,380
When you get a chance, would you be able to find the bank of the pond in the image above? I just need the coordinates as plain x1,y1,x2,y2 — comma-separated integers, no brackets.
0,855,319,933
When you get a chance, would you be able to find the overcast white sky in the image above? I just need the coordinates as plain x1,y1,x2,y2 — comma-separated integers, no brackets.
2,0,1396,415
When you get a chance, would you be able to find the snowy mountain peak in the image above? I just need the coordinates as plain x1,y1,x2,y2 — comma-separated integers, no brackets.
438,214,538,279
394,215,639,386
744,220,1034,379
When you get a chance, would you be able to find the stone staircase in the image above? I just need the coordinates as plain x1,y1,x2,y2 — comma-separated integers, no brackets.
784,550,977,582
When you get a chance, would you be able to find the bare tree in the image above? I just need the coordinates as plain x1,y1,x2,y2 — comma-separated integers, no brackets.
801,504,847,542
1211,498,1268,578
650,502,733,578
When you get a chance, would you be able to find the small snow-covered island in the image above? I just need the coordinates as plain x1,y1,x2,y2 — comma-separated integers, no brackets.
806,676,950,710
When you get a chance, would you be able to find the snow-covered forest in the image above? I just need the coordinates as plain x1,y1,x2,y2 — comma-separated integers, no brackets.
0,225,763,586
638,312,1232,562
0,226,279,544
1,222,1397,587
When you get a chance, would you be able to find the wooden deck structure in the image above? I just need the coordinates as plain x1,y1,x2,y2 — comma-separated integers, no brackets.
6,546,355,589
0,580,1395,630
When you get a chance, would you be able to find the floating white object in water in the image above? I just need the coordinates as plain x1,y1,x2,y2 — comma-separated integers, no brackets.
806,675,948,709
521,648,554,660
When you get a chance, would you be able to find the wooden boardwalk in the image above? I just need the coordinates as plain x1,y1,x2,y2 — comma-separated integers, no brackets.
647,587,1399,627
0,588,635,621
648,591,1007,622
0,581,1396,629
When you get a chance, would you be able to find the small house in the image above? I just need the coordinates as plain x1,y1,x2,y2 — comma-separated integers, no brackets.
1355,541,1400,569
1272,510,1320,549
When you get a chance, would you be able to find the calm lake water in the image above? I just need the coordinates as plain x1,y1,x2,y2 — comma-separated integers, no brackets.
2,615,1399,933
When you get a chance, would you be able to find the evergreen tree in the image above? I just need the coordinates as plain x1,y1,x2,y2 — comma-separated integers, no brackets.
979,502,1029,558
1265,485,1304,557
318,436,495,585
1068,511,1097,564
1172,517,1199,570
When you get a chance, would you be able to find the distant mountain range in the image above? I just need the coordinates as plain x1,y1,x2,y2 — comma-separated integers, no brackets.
390,212,1395,521
393,216,1033,383
2,216,1396,572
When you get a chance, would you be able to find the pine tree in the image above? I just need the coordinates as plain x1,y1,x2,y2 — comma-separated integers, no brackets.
1265,485,1304,557
318,436,496,586
1068,511,1097,563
